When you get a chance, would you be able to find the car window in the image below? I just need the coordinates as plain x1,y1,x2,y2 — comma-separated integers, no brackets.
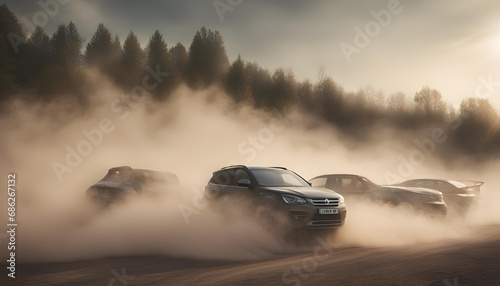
433,181,455,192
104,169,134,181
310,177,327,187
251,169,309,187
283,173,301,185
340,178,364,191
235,169,252,184
411,180,431,188
210,169,236,186
325,177,341,189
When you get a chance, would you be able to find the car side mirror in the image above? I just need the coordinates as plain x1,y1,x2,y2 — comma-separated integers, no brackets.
238,179,252,188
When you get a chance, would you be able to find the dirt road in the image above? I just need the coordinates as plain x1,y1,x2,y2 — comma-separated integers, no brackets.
2,224,499,286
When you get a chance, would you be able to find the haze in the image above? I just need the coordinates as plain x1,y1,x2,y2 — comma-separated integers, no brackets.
4,0,500,107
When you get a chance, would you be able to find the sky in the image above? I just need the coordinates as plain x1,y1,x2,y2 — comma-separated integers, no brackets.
4,0,500,108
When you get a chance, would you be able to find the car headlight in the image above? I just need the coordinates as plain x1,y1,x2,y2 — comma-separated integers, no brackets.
281,194,307,205
338,195,345,205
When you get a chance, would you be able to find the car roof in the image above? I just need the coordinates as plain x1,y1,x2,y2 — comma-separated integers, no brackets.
218,165,288,172
311,174,364,179
404,178,467,188
107,166,178,180
248,166,288,170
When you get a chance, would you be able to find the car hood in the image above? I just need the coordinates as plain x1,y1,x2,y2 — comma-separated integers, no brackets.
381,185,442,196
262,186,341,199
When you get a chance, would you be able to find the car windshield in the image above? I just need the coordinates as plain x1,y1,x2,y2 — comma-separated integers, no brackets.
102,169,176,186
103,169,134,181
359,176,378,189
251,169,310,187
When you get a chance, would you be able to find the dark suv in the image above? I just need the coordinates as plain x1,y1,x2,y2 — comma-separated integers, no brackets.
86,166,181,205
205,166,347,229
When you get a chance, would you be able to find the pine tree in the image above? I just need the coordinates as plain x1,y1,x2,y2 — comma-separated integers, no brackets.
50,24,69,66
226,55,252,103
20,26,50,89
66,22,83,68
245,62,272,108
169,42,188,80
0,28,16,99
0,4,26,56
146,30,178,99
313,77,345,125
84,23,113,72
108,34,123,84
35,23,84,98
0,4,26,92
50,23,84,69
120,31,145,88
187,27,229,88
270,68,297,111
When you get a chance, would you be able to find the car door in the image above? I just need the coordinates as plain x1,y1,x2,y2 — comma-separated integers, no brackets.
324,176,352,197
339,176,369,200
207,169,236,199
233,168,258,202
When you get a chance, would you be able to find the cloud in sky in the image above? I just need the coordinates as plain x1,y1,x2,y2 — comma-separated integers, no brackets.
4,0,500,107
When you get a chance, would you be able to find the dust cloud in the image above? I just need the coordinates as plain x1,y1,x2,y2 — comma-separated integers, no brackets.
0,73,499,263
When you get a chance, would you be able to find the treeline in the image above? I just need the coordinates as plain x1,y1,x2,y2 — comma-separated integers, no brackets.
0,4,499,158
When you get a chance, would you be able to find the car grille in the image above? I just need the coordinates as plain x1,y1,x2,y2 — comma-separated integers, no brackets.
310,220,343,226
311,213,342,221
310,198,339,207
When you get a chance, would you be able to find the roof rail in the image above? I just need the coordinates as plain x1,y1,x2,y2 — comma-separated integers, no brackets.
220,165,247,170
220,165,288,170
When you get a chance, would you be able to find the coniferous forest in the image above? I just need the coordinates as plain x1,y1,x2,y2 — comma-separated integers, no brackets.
1,3,499,160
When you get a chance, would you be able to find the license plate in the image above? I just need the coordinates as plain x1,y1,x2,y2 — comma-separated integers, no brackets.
319,208,338,215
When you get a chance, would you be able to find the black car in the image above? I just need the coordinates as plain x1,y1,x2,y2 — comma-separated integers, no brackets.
86,166,181,205
205,165,347,230
397,179,482,213
310,174,447,215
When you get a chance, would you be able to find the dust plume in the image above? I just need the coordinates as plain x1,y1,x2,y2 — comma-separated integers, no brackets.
1,73,499,263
